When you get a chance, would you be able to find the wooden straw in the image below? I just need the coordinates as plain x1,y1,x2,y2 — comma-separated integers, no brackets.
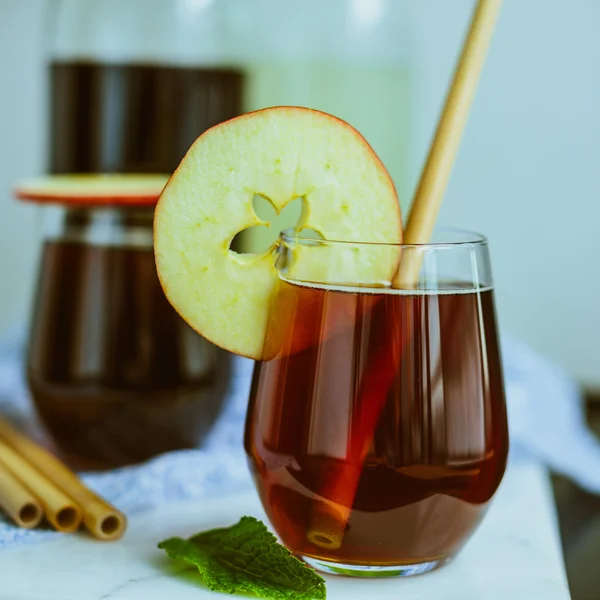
0,418,127,541
397,0,504,287
0,459,43,529
0,438,82,532
308,0,504,549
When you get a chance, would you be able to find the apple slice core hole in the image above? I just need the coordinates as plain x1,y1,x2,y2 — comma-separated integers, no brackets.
231,195,322,254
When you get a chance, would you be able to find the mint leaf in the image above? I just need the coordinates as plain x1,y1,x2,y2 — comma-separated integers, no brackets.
158,516,326,599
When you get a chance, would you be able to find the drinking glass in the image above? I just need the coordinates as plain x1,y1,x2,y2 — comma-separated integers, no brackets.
24,190,232,470
244,229,509,577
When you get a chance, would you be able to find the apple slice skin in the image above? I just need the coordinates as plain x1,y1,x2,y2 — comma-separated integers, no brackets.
15,174,169,206
154,106,402,360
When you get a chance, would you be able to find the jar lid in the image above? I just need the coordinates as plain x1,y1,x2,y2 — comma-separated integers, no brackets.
15,174,170,207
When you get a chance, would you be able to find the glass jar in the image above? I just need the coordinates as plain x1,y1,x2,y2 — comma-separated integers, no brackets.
19,176,232,470
48,0,245,175
46,0,414,249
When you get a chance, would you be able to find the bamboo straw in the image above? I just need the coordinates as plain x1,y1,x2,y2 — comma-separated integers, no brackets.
0,418,127,541
307,0,504,549
0,438,82,532
397,0,504,286
0,459,43,529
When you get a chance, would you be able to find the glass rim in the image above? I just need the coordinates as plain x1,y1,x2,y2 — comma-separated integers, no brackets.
280,227,488,249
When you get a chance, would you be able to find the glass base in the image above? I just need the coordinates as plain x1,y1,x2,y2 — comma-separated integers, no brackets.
302,556,449,578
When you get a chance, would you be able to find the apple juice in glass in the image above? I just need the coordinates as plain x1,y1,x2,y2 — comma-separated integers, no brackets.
243,229,508,575
153,107,509,577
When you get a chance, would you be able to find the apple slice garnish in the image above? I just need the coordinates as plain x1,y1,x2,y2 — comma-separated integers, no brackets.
154,107,402,360
15,174,170,206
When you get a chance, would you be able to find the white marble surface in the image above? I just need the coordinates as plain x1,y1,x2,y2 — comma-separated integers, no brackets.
0,458,571,600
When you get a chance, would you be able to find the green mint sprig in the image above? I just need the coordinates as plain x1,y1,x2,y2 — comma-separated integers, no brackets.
158,516,327,599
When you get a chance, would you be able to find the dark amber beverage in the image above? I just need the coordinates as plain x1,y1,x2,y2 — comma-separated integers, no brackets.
25,205,232,471
28,236,232,470
50,62,244,174
245,231,508,576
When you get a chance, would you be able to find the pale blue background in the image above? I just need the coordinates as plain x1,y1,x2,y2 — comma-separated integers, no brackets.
0,0,599,386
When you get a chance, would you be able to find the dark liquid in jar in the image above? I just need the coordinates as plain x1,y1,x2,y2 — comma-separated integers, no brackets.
49,61,245,174
245,280,508,565
27,235,232,470
37,61,245,468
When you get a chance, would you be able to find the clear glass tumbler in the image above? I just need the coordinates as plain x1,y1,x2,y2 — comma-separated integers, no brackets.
245,229,509,577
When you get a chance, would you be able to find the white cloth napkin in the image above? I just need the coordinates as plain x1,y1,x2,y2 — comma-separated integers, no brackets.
502,335,600,493
0,329,255,548
0,328,599,548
